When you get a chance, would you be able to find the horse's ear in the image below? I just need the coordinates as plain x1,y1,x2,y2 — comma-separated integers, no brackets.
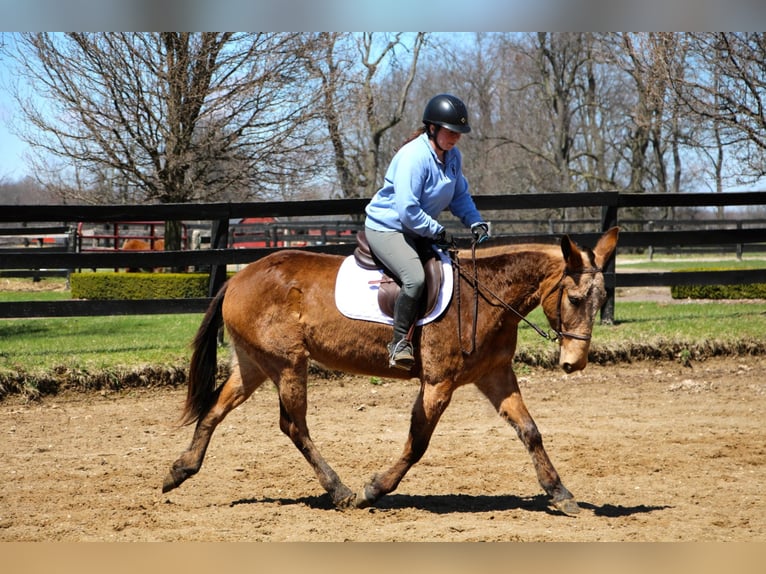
560,235,581,268
594,227,620,267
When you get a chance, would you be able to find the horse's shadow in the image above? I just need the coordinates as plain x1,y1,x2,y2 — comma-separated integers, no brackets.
230,493,670,517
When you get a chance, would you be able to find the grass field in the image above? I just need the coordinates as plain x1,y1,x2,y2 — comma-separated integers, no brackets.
618,256,766,271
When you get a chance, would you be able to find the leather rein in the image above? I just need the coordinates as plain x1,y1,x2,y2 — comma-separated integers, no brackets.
450,242,601,355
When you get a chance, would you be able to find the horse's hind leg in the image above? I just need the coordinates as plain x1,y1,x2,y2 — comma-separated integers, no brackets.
273,360,355,508
355,379,455,508
475,370,580,515
162,357,266,493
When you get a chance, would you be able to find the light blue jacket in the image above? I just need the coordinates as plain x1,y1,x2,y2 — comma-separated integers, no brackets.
364,133,483,238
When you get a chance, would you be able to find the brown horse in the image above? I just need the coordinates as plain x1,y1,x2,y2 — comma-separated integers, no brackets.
121,238,164,272
163,227,619,515
121,238,165,251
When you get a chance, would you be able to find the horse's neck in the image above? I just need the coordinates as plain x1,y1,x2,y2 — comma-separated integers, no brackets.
477,246,563,314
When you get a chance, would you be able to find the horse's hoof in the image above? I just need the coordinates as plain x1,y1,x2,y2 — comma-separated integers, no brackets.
352,483,379,509
331,485,357,510
333,494,356,510
162,473,179,493
162,466,193,493
552,497,581,516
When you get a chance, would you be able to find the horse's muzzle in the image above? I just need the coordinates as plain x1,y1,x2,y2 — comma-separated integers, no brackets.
559,343,589,373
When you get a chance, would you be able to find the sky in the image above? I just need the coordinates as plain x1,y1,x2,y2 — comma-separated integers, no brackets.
0,108,25,180
0,42,28,181
1,0,765,182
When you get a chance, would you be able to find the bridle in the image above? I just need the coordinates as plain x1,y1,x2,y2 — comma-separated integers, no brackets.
547,267,602,342
450,243,601,354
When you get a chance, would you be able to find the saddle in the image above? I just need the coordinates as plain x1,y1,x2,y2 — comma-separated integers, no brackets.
353,230,444,319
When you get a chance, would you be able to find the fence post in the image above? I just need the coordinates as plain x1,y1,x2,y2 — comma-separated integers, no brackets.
736,221,743,260
208,217,230,344
208,217,229,296
67,225,77,288
600,204,619,324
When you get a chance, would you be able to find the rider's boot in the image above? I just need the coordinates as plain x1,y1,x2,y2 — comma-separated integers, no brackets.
387,293,420,370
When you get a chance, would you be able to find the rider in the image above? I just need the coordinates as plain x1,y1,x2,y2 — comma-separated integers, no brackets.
364,93,490,370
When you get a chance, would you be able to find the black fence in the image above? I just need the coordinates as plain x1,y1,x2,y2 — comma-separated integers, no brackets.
1,191,765,322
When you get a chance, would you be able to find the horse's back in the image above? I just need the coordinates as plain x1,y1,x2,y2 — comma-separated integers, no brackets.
223,250,343,333
229,249,343,291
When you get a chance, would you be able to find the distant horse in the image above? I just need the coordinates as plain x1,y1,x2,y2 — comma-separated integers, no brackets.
121,238,164,272
163,228,619,515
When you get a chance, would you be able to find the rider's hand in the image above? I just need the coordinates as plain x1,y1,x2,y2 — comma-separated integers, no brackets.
471,222,490,244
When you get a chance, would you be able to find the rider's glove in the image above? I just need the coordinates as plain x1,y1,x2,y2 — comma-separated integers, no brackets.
471,222,490,244
434,229,454,250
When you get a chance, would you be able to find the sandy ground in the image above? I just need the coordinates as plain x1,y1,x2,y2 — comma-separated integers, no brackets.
1,354,764,542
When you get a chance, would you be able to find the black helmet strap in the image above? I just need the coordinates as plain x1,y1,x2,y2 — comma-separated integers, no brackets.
426,123,447,153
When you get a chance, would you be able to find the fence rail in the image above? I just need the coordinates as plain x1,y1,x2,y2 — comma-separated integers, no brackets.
1,191,765,321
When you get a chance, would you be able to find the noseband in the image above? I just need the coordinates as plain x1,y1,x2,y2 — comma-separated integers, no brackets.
451,245,602,353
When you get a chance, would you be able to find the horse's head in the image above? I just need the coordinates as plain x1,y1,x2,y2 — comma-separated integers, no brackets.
542,227,619,373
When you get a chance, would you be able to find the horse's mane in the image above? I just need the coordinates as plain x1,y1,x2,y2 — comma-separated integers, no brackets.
457,241,563,261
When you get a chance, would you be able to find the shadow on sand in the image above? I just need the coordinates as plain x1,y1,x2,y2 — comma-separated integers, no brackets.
231,492,671,517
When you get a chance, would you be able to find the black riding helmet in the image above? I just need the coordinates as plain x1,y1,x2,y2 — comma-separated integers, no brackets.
422,94,471,134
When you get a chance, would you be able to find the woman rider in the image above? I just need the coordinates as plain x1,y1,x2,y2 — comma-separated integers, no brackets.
364,93,490,370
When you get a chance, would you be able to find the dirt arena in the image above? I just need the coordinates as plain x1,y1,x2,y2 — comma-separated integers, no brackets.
1,354,764,542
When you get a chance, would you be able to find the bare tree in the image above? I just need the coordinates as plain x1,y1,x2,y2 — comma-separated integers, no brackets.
6,33,323,247
0,175,55,205
303,33,358,199
481,33,601,225
603,33,684,194
307,32,427,200
674,33,766,182
432,33,510,197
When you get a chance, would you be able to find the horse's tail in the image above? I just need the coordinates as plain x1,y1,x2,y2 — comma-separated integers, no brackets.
179,281,228,426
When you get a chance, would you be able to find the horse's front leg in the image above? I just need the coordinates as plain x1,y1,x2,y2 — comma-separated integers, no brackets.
475,370,580,516
355,379,454,508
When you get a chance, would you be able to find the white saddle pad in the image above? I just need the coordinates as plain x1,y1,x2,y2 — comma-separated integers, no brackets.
334,248,453,326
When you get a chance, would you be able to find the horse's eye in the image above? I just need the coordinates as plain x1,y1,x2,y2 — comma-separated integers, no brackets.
568,294,583,305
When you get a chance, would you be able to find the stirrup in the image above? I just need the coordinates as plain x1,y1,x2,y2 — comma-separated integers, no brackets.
387,339,415,370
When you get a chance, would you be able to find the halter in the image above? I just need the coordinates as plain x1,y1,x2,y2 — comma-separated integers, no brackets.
451,243,602,353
